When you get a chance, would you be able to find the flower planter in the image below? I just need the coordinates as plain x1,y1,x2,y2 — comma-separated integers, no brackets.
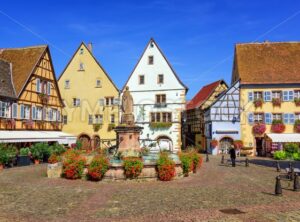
47,162,63,178
253,99,263,108
149,122,172,129
252,123,266,135
271,121,285,133
210,140,218,148
295,124,300,133
18,156,31,166
272,98,281,107
34,159,40,165
233,140,243,149
294,98,300,106
0,164,4,170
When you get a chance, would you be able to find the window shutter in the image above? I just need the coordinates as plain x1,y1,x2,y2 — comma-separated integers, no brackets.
12,103,18,118
32,106,36,120
99,99,105,106
289,91,294,101
36,78,41,92
283,113,289,124
57,110,61,121
20,105,24,119
283,91,289,101
47,82,51,95
248,92,253,102
248,112,254,124
265,113,272,124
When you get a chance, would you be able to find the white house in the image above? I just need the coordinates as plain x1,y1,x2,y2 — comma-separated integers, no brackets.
204,81,241,155
122,38,188,152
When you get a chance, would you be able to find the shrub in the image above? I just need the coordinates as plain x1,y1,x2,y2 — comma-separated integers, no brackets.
87,155,110,181
190,152,202,169
20,147,30,156
71,140,82,150
293,152,300,161
0,149,9,165
30,143,49,161
179,153,193,176
253,123,266,135
123,157,143,179
62,149,86,179
273,150,287,160
157,153,176,181
50,143,66,155
253,98,263,108
284,143,299,158
48,154,62,164
0,144,17,165
295,120,300,133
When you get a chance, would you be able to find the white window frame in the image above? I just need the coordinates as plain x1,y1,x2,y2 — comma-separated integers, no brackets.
32,106,36,120
88,115,93,125
265,113,272,124
73,98,80,107
36,78,41,93
47,82,51,95
264,91,271,102
36,107,42,120
12,103,18,118
24,105,30,120
95,114,103,124
65,80,70,89
283,113,295,124
248,92,253,102
110,114,115,123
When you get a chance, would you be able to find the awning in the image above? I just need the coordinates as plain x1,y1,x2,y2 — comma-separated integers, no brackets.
266,133,300,143
0,131,77,144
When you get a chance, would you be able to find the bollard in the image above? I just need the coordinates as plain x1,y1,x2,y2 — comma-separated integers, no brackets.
291,167,295,181
245,157,249,167
206,153,209,162
293,174,300,192
275,176,282,196
221,155,224,164
276,161,280,172
289,162,293,172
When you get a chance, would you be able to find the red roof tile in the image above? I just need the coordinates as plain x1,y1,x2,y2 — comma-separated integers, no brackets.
186,80,223,110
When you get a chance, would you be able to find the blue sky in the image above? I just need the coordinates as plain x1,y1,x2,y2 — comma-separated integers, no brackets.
1,0,300,99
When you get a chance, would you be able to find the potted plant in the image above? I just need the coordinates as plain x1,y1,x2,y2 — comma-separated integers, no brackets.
295,120,300,133
252,123,266,135
294,98,300,106
253,98,263,108
271,120,285,133
272,98,281,107
0,149,8,170
18,147,31,166
108,123,116,131
190,152,202,173
233,140,243,150
62,149,86,179
210,139,218,148
48,153,62,164
156,152,176,181
179,153,193,177
123,157,144,179
87,155,110,181
30,143,45,164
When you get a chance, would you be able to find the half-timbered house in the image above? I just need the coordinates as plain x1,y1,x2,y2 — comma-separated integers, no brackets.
204,81,240,155
182,80,227,150
0,45,75,145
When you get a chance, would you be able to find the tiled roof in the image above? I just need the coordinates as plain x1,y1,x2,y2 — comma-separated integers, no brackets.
233,42,300,84
0,60,16,98
0,45,46,96
186,80,223,110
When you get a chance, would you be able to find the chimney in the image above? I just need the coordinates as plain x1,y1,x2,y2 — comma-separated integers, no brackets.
87,43,92,52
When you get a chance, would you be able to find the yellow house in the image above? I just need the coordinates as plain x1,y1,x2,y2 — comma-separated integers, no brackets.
58,43,119,149
0,45,75,145
232,42,300,156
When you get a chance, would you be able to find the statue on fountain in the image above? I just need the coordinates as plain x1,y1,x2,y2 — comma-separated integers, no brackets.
115,86,143,153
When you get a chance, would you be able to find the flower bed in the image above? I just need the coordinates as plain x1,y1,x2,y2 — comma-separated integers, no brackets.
271,120,285,133
123,157,144,179
87,155,109,181
252,123,266,135
62,149,86,179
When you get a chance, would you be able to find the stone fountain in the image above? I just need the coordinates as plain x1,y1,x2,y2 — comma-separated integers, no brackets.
114,86,143,154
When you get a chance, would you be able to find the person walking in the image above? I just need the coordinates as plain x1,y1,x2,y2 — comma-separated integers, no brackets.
229,145,236,167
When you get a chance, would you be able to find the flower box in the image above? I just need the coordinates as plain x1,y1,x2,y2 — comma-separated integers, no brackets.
4,119,16,129
271,120,285,133
294,120,300,133
108,123,116,131
93,123,102,132
233,140,243,149
149,122,172,129
51,122,60,129
253,99,263,108
23,120,33,129
38,93,49,104
272,98,281,107
252,123,266,135
295,98,300,107
210,139,218,148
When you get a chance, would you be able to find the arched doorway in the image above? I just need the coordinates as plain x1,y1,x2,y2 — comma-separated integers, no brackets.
78,134,91,150
219,137,233,154
156,135,173,152
93,135,101,150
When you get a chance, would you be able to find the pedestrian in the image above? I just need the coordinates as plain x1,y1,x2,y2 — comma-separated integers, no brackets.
229,145,236,167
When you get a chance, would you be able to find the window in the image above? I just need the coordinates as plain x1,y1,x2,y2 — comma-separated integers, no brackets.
110,114,115,123
49,109,53,121
272,91,281,99
88,115,93,125
150,112,172,122
158,74,164,84
99,98,105,106
42,81,47,94
73,98,80,107
43,107,47,120
32,106,36,120
57,110,61,122
272,113,282,121
148,56,154,65
95,115,103,124
295,90,300,99
20,104,30,119
47,82,51,95
283,91,294,101
105,97,114,106
155,94,166,104
65,80,70,89
63,115,68,124
53,109,57,121
36,107,42,120
139,75,145,85
79,48,84,55
0,101,10,118
36,78,41,93
254,92,263,100
248,113,254,124
96,79,101,88
12,103,18,118
248,92,253,102
283,113,295,124
265,113,272,124
253,113,264,123
296,113,300,120
79,62,85,71
264,91,271,102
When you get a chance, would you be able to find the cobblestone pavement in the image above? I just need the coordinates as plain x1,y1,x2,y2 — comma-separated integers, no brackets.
0,155,299,221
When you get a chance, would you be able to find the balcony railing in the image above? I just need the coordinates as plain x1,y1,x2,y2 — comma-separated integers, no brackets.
154,103,167,108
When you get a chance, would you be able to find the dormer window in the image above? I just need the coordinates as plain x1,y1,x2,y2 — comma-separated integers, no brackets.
79,62,85,71
139,75,145,85
148,56,154,65
80,48,84,55
158,74,164,84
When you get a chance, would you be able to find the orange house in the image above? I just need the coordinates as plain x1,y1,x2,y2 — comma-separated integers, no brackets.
0,45,76,145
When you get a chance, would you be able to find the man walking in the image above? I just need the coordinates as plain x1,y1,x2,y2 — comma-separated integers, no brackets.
229,145,236,167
